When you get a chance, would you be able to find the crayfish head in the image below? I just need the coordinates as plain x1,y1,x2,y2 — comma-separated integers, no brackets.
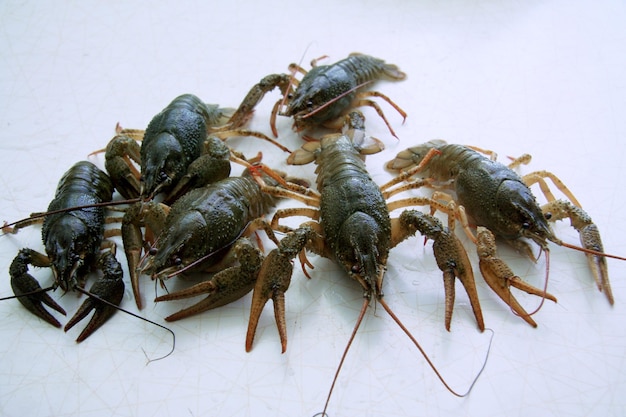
335,212,389,298
44,217,92,291
496,180,553,249
143,208,220,282
140,132,186,199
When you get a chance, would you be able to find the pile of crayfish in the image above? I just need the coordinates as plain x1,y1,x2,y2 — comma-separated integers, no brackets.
2,52,623,416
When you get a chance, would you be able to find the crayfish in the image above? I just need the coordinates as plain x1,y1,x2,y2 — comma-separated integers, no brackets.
386,139,626,326
227,53,408,138
245,112,489,415
103,93,288,204
124,165,308,320
3,161,124,342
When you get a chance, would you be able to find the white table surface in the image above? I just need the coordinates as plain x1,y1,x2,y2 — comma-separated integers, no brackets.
1,1,625,416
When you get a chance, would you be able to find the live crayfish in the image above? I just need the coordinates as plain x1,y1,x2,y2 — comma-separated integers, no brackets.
386,139,625,326
125,165,307,321
227,53,408,138
245,112,489,414
104,93,288,204
2,161,124,342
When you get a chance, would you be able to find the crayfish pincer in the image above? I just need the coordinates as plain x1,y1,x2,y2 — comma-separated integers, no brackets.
4,161,124,342
227,53,407,137
386,139,626,325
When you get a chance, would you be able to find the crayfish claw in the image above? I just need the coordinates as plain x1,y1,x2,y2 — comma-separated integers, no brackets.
579,223,612,304
542,200,614,305
246,248,293,353
396,211,484,331
246,226,312,353
122,201,169,310
432,226,484,332
156,239,262,322
9,249,65,328
65,251,125,342
103,134,142,200
157,266,257,322
476,227,556,327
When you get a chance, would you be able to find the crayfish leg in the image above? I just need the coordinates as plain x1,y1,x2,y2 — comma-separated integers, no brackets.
523,170,582,209
353,91,407,138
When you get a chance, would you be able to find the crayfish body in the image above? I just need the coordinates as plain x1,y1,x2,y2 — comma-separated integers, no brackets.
7,161,124,342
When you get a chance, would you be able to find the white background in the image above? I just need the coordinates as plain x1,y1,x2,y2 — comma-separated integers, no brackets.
1,1,625,416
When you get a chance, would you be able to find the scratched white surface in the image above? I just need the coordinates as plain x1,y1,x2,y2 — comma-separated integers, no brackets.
1,1,625,416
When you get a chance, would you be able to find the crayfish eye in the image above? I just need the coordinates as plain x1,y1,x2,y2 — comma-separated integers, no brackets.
174,257,182,266
149,247,158,256
158,171,169,182
544,212,552,220
522,222,531,230
351,264,361,274
306,100,314,108
287,93,293,99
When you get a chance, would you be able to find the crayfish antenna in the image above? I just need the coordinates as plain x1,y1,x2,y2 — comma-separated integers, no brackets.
553,238,626,258
378,297,493,398
2,197,141,235
319,297,369,417
317,296,493,416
